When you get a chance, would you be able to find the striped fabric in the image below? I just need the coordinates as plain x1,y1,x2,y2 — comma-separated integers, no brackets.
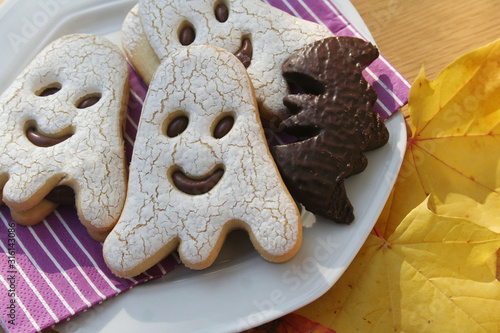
0,1,410,333
0,68,180,333
265,0,411,120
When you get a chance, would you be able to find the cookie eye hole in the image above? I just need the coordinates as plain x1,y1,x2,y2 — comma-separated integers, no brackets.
36,83,62,97
215,3,229,22
179,22,195,46
166,115,189,137
76,93,101,109
213,115,234,139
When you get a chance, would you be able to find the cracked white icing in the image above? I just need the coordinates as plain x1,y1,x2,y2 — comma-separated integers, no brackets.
0,34,129,240
121,5,160,86
103,44,302,277
123,0,333,121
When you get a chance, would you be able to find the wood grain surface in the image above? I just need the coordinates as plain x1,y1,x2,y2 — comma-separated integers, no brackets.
350,0,500,280
351,0,500,83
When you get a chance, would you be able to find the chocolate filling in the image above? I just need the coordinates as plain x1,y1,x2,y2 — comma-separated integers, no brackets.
26,128,72,147
45,185,75,205
172,168,224,195
234,38,253,68
213,116,234,138
178,19,251,68
166,115,189,137
179,26,195,46
215,3,229,22
77,95,100,109
38,86,61,96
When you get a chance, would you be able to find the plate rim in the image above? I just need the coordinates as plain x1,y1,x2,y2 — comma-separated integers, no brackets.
0,1,407,332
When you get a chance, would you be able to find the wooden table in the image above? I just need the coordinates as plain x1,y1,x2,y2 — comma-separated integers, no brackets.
352,0,500,127
350,0,500,279
351,0,500,86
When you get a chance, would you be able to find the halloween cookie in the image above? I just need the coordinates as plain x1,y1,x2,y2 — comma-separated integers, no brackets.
271,37,389,224
0,34,129,241
103,44,302,277
121,4,160,87
122,0,333,122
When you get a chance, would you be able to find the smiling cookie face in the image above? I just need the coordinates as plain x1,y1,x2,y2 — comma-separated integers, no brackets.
123,0,333,122
103,44,302,277
0,34,129,241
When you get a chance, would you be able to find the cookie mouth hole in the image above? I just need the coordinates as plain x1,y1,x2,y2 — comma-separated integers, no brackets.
234,35,253,68
178,21,196,46
284,73,325,96
25,121,74,148
35,83,62,97
76,93,102,109
170,166,225,195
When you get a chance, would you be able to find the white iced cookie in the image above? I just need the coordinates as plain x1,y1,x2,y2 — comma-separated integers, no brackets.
0,34,129,241
122,0,333,122
121,5,160,87
103,44,302,277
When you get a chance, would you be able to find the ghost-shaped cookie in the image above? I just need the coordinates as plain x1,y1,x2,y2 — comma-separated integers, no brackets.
0,34,129,241
122,0,333,122
103,44,302,277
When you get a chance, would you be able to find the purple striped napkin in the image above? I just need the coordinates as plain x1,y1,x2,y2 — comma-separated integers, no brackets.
0,1,410,333
0,68,180,333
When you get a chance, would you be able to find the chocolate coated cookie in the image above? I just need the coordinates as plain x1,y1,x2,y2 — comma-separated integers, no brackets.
271,36,389,224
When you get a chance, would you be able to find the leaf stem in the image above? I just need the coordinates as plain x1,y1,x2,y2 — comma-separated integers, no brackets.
373,225,385,241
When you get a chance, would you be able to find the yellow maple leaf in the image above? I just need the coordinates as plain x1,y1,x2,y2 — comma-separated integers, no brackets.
384,39,500,236
292,39,500,333
295,199,500,332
